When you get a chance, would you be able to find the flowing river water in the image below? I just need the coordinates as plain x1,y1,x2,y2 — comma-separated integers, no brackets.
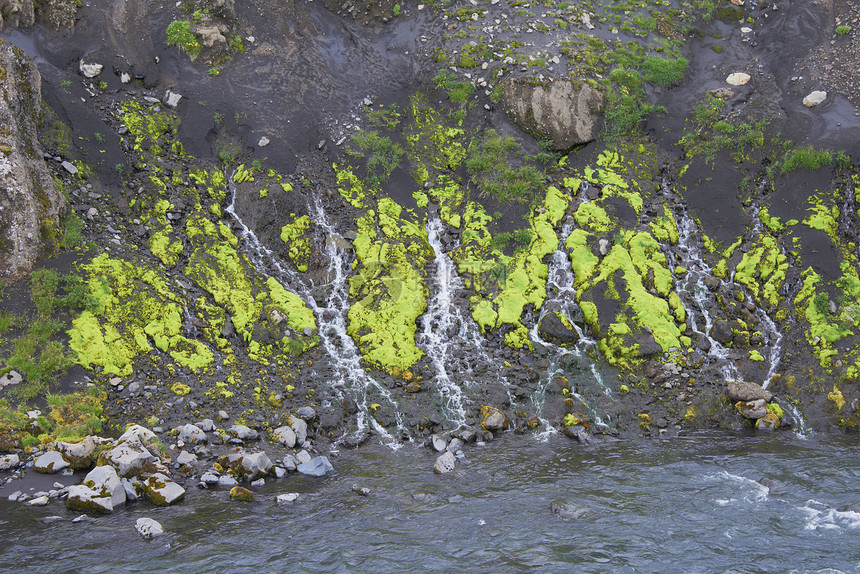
1,433,858,572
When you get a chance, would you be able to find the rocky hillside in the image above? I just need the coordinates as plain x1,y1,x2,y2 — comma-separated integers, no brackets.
0,0,859,456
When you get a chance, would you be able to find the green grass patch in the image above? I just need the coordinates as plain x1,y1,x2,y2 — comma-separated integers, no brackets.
166,20,201,59
781,145,832,174
346,130,404,186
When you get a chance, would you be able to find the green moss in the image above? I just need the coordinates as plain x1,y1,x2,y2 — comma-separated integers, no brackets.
68,254,213,376
749,349,764,362
573,201,613,233
280,215,311,272
648,206,679,243
347,200,431,370
733,235,787,306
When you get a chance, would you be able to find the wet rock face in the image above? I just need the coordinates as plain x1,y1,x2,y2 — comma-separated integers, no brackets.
501,78,604,151
0,39,65,282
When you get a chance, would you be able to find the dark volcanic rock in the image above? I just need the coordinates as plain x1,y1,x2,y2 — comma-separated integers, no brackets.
711,320,733,345
0,39,66,281
538,312,579,345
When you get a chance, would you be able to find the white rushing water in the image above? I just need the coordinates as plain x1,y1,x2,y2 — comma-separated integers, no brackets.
225,178,406,445
528,222,611,438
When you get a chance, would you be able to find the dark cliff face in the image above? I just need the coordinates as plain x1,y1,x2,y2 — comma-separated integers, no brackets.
0,38,65,282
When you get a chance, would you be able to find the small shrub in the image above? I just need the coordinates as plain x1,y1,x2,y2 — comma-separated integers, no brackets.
834,150,852,169
433,71,476,104
60,80,71,89
781,145,832,174
348,130,404,185
836,25,851,35
166,20,201,59
513,228,535,246
641,56,688,85
393,3,401,16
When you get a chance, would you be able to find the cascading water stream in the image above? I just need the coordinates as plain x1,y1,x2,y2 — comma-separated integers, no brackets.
224,177,406,445
527,221,612,438
416,215,469,426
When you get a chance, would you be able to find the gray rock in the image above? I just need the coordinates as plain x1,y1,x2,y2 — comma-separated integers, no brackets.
56,436,99,470
257,136,270,147
121,478,140,501
726,381,772,403
27,495,49,506
0,370,22,387
290,418,308,443
480,406,508,431
0,453,20,470
61,160,78,175
229,425,258,440
144,472,186,505
0,41,67,281
200,472,220,485
297,456,334,477
163,90,182,108
501,78,604,150
240,452,272,480
218,475,238,487
711,320,733,345
251,478,265,487
218,410,230,421
66,465,126,513
434,451,456,474
101,442,156,478
7,490,23,502
272,425,297,448
282,455,298,471
736,398,768,420
296,406,316,419
447,438,464,453
197,418,216,432
802,90,827,107
295,450,312,465
276,492,299,503
177,423,207,444
78,59,103,78
175,450,197,465
550,500,594,520
273,466,286,478
34,451,70,474
135,517,164,538
430,434,447,452
118,424,157,446
725,72,751,86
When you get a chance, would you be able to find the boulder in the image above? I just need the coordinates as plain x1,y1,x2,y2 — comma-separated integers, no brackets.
143,472,186,505
430,434,447,452
66,465,126,513
726,382,772,403
501,78,604,150
433,451,456,474
0,369,21,388
176,423,207,444
802,91,827,107
296,456,334,477
78,59,102,78
0,39,66,280
0,0,35,30
272,426,297,448
736,399,768,420
290,417,308,443
711,320,733,345
276,492,299,503
229,424,259,440
175,450,197,465
0,453,20,470
217,450,272,480
55,436,99,470
538,312,579,345
118,424,157,446
725,72,750,86
135,517,164,538
196,25,227,48
230,486,254,501
33,450,70,473
100,441,157,478
480,406,508,431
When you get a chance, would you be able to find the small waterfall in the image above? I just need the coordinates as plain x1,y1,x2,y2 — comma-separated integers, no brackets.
528,221,612,438
416,215,468,426
224,178,406,445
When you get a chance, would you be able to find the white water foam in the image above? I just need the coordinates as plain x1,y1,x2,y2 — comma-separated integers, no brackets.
798,500,860,532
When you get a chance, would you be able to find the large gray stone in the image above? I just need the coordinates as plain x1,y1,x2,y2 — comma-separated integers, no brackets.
480,406,508,431
0,39,66,280
736,399,768,420
433,451,456,474
55,436,99,470
229,424,259,440
66,465,126,513
726,382,772,403
290,417,308,443
501,78,604,150
272,425,297,448
135,517,164,538
118,424,157,446
100,441,157,478
0,453,20,470
176,423,207,444
296,456,334,477
802,90,827,107
144,472,185,505
34,451,69,474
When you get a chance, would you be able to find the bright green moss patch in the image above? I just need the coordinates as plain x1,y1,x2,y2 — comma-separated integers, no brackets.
733,235,787,307
68,254,214,376
574,201,613,233
280,214,311,272
649,205,679,244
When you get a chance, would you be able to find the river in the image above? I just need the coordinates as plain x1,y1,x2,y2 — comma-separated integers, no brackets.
1,433,858,572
